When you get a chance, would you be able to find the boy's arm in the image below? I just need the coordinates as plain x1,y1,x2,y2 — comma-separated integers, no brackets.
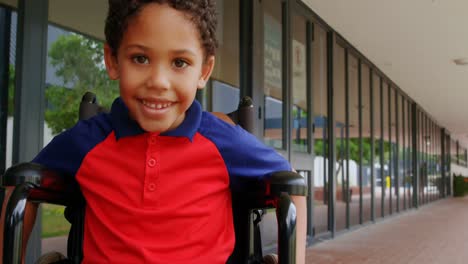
209,113,307,262
292,195,306,264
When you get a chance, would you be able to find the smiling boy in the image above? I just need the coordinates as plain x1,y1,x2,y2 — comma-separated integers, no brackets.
27,0,306,263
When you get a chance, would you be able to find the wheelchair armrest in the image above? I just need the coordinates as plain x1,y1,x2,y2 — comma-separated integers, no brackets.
264,171,306,264
266,171,307,198
229,171,307,264
1,163,78,264
1,162,78,205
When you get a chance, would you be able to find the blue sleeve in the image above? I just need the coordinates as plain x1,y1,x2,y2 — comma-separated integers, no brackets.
32,114,112,176
200,113,291,191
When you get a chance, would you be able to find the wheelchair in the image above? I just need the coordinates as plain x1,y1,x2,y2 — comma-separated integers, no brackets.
1,92,307,264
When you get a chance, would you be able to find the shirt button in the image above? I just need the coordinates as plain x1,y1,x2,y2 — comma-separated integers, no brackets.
148,183,156,191
148,158,156,167
149,136,157,145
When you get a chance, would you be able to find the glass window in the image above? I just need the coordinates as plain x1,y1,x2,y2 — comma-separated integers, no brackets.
5,8,16,170
291,14,308,152
390,87,397,213
361,63,371,223
264,0,284,149
420,113,427,204
212,0,239,87
399,94,406,211
348,53,360,227
208,0,240,113
382,82,390,215
312,24,329,235
373,74,383,219
334,43,347,231
451,139,457,164
407,100,413,208
44,26,119,141
418,112,423,203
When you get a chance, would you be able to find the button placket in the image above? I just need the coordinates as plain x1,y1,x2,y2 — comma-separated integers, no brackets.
144,133,160,201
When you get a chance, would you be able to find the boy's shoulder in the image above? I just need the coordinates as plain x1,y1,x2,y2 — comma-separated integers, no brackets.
68,112,114,139
199,111,248,138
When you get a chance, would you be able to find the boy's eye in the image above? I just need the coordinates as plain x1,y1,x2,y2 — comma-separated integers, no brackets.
173,58,188,69
132,55,149,64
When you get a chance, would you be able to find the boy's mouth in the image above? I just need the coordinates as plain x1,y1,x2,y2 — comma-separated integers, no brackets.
141,99,173,110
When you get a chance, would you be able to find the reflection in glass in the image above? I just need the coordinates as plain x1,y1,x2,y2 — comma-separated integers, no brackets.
334,44,347,231
312,24,329,235
390,87,397,213
398,95,405,211
264,1,283,149
407,100,413,209
206,0,240,112
361,63,371,223
419,112,426,204
5,9,16,169
348,54,360,227
382,83,390,216
373,74,383,219
445,135,451,196
212,0,239,87
291,14,308,153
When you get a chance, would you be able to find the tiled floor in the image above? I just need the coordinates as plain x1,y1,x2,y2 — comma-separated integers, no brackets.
305,196,468,264
42,196,468,263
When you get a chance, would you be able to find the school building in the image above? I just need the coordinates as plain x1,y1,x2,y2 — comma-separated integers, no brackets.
1,0,468,262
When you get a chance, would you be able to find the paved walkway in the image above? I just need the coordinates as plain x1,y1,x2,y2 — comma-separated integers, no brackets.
43,196,468,263
305,196,468,264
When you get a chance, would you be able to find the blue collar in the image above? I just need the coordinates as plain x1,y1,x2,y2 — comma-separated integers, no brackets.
110,97,202,141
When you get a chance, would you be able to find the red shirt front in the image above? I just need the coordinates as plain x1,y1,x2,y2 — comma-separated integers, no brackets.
33,98,290,263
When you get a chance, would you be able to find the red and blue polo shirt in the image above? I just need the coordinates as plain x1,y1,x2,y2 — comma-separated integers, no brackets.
33,98,291,263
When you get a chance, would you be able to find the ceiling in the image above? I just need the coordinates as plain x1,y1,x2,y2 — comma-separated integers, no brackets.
304,0,468,146
2,0,468,146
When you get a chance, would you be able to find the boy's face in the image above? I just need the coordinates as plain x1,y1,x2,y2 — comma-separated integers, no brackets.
104,3,214,133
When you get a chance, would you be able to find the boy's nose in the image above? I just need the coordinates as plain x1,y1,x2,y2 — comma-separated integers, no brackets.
145,65,170,91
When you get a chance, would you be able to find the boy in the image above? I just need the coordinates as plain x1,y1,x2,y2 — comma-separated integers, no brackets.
12,0,306,263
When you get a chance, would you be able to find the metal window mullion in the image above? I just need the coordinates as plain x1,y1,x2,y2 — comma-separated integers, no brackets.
13,0,49,262
326,31,336,236
402,97,406,210
0,7,11,174
358,60,363,224
387,85,392,214
395,90,399,212
424,114,428,204
379,78,385,217
369,69,375,222
305,20,314,237
412,103,419,208
282,0,291,157
306,21,313,154
344,49,350,229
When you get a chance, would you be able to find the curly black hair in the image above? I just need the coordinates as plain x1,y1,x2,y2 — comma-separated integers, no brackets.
105,0,218,58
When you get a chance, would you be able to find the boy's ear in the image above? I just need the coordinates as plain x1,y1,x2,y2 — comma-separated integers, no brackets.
104,43,119,80
197,56,215,89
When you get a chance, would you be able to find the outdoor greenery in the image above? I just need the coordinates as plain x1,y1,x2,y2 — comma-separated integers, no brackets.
316,137,392,164
8,34,119,135
8,64,14,116
46,34,119,134
453,174,468,197
42,204,70,238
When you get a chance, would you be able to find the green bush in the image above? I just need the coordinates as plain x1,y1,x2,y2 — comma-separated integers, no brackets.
42,204,70,238
453,174,468,197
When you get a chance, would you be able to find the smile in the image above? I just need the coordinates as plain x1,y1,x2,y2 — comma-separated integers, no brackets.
141,100,173,110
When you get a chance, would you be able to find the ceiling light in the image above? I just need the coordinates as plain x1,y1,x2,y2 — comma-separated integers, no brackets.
453,58,468,66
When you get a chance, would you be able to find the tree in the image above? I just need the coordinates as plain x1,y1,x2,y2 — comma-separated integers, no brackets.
45,34,119,134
